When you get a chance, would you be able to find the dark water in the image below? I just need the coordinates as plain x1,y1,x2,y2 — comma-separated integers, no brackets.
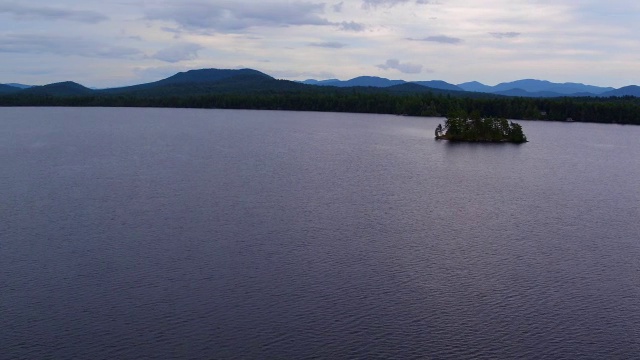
1,107,639,359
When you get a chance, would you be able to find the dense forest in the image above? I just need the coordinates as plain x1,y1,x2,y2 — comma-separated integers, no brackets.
1,90,639,125
435,112,527,143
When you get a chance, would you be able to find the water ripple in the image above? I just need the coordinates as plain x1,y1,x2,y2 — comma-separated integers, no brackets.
1,108,639,359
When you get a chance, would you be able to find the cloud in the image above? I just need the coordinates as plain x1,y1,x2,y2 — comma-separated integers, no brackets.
0,34,141,58
1,0,638,88
153,43,203,63
146,1,331,32
338,21,365,32
161,27,183,35
362,0,410,9
377,59,422,74
309,41,347,48
14,68,56,76
0,2,108,23
490,32,521,39
409,35,463,44
362,0,429,9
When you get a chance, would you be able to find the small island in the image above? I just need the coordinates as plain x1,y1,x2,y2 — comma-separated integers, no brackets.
435,112,527,143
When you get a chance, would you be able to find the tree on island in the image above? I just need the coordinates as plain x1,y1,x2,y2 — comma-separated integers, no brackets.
435,111,527,143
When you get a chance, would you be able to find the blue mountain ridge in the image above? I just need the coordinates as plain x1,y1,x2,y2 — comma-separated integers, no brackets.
3,68,639,98
21,81,93,96
457,81,493,93
304,76,406,88
488,79,614,95
301,77,463,91
0,84,21,94
304,76,630,97
600,85,640,97
5,83,33,89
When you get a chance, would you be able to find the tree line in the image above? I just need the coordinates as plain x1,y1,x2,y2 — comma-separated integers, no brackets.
1,91,639,125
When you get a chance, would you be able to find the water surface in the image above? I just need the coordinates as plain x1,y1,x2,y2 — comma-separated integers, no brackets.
1,107,639,359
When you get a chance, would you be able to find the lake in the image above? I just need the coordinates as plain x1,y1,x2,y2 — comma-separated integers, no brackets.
1,107,639,359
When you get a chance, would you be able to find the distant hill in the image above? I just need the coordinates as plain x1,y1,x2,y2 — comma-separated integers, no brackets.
600,85,640,97
0,70,315,99
303,75,620,97
385,83,439,94
546,84,611,95
459,79,614,97
2,68,637,99
309,76,406,88
492,79,613,95
5,83,33,89
21,81,94,96
102,68,273,94
301,79,340,85
96,70,492,98
493,79,562,93
157,68,271,85
101,72,312,98
411,80,463,91
383,83,497,99
0,84,21,94
457,81,494,93
302,76,462,91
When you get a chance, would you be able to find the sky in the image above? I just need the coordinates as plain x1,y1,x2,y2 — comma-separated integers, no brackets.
0,0,639,88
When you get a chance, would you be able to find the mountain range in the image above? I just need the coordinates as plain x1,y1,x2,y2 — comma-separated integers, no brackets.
301,77,639,97
2,68,639,98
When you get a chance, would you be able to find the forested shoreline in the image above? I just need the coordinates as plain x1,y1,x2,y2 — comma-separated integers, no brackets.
1,91,639,125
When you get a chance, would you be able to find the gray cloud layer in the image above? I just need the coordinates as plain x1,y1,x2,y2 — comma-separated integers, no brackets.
377,59,422,74
0,2,108,23
338,21,365,31
153,43,203,63
146,1,331,32
0,0,637,88
362,0,429,9
309,41,347,48
0,34,140,58
490,32,521,39
409,35,463,44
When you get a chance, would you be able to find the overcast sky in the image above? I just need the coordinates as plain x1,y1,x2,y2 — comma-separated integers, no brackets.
1,0,638,88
